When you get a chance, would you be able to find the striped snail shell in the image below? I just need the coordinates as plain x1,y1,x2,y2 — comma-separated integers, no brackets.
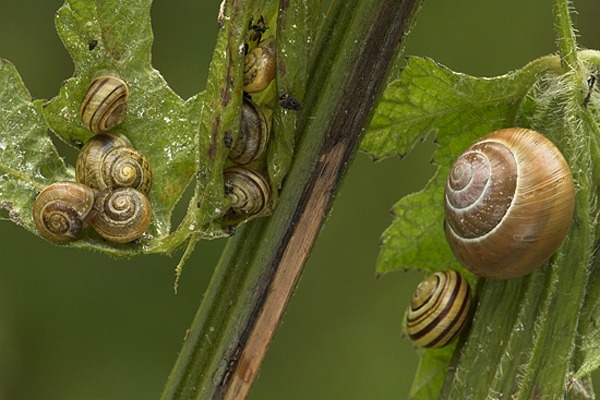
224,166,270,215
32,182,96,243
91,187,152,243
406,270,472,349
76,133,152,195
243,36,275,93
444,128,575,280
229,98,270,165
80,75,129,133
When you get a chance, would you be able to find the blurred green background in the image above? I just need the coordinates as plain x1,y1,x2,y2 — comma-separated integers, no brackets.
1,1,600,399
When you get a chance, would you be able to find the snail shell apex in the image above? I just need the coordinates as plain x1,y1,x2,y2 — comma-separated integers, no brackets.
76,133,152,195
33,182,96,243
91,187,152,243
224,167,270,215
406,270,472,349
444,128,575,280
80,75,129,133
243,36,276,93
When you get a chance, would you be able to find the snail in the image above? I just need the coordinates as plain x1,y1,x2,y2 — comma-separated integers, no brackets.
224,166,270,215
76,133,152,195
91,187,152,243
32,182,96,243
243,36,275,93
229,98,270,165
405,270,472,349
80,75,129,133
444,128,575,280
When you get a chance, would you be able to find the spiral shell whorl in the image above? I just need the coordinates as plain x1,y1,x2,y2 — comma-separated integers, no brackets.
224,167,270,215
229,98,269,165
101,147,152,193
406,270,472,349
76,133,152,195
80,76,129,133
91,187,151,243
444,128,575,279
33,182,96,243
445,138,517,238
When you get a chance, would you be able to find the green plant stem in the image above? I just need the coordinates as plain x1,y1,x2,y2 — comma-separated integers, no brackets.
553,0,578,72
159,0,424,399
438,1,598,399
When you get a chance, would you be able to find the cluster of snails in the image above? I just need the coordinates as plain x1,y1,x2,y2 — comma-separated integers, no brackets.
35,19,288,241
404,128,575,348
223,99,271,217
33,76,153,244
221,24,278,218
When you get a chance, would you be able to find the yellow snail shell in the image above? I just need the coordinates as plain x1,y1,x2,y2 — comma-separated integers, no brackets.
243,36,275,93
80,75,129,133
76,133,152,195
91,187,152,243
224,166,270,215
32,182,96,243
406,270,472,349
444,128,575,280
229,98,270,165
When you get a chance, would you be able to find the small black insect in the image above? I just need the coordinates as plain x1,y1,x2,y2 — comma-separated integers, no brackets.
224,131,233,149
278,91,302,111
583,75,596,108
227,225,236,236
88,39,98,50
248,15,268,44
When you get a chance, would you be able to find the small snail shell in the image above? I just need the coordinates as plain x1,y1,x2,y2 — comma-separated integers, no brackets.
76,133,152,195
33,182,96,243
406,270,472,349
80,75,129,133
229,98,270,165
444,128,575,280
243,36,275,93
91,187,152,243
224,166,270,215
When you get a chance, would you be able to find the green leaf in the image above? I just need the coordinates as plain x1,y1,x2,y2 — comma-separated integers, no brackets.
0,59,73,231
408,345,456,400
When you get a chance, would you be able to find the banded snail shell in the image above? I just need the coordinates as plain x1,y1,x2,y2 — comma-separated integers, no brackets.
32,182,96,243
229,98,270,165
91,187,152,243
76,133,152,195
406,270,472,349
224,166,270,215
243,36,275,93
444,128,575,280
80,75,129,133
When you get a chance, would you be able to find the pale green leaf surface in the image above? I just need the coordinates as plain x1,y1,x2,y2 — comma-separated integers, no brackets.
408,345,455,400
0,60,73,231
